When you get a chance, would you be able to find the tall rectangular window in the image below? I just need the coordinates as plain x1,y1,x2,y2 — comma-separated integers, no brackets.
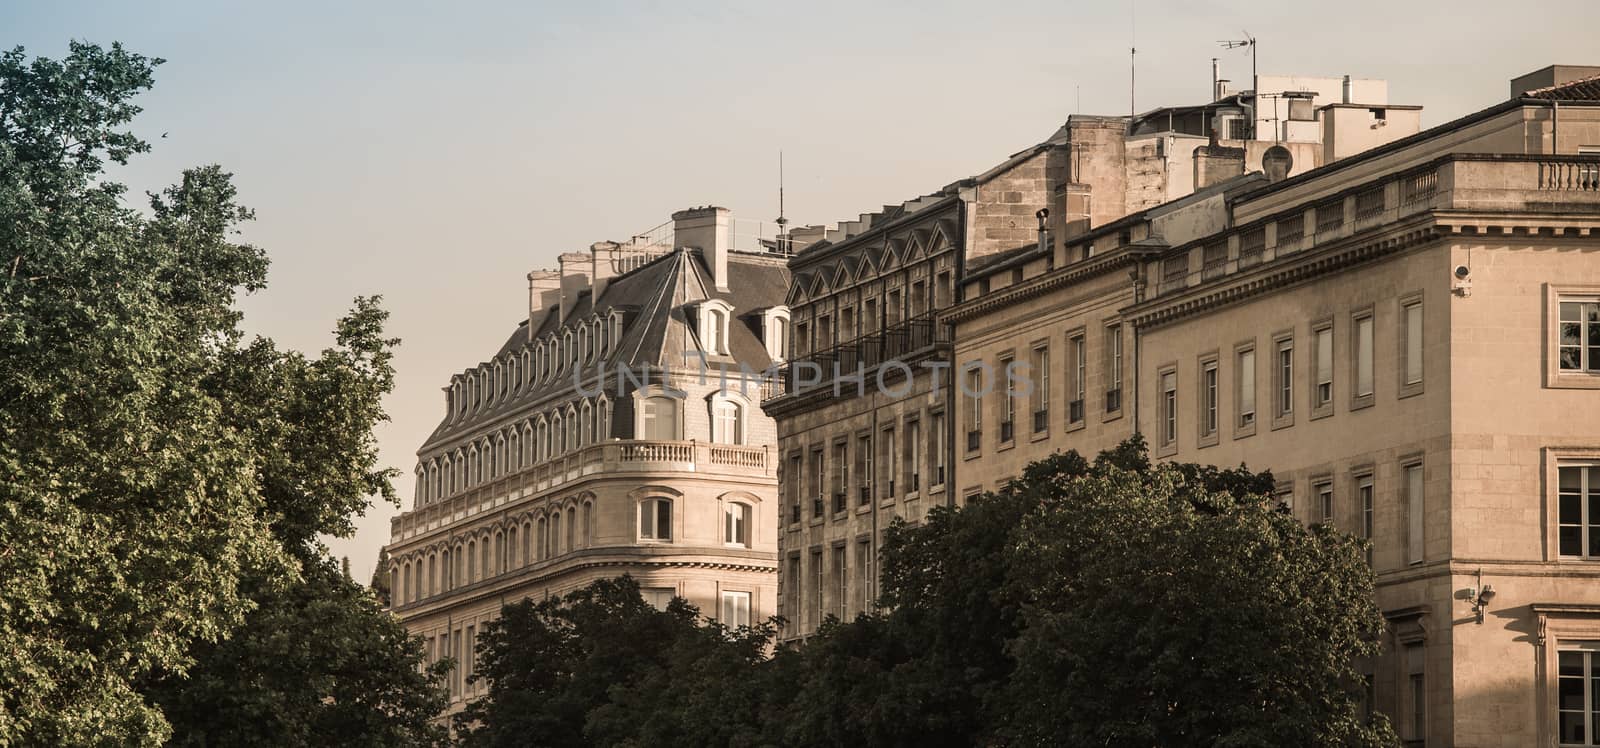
1201,360,1219,438
856,539,873,614
1160,370,1178,448
811,448,824,518
1031,344,1050,433
1406,462,1425,565
1071,335,1087,423
1314,325,1334,409
784,556,799,630
788,454,802,523
831,441,848,514
1355,313,1374,398
880,426,897,498
1405,644,1426,743
905,419,921,493
1316,481,1334,525
965,367,983,452
1558,298,1600,372
1106,324,1124,412
856,434,872,506
930,411,947,487
1276,337,1295,419
1558,646,1600,746
721,591,751,627
1238,347,1256,428
832,545,847,619
1559,463,1600,559
1404,300,1424,385
999,355,1016,443
810,550,823,629
1359,476,1374,566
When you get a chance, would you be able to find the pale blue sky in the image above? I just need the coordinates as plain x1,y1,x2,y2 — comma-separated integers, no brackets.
6,0,1596,581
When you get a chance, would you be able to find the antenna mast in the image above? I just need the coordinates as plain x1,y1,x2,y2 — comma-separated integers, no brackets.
1129,0,1137,118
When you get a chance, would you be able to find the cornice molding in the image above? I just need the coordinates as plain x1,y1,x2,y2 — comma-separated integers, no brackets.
942,246,1162,325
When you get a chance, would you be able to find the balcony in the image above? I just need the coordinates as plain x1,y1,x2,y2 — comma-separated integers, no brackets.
832,491,846,515
1068,399,1084,424
858,485,871,506
966,430,981,452
1032,408,1049,434
999,420,1014,443
1105,388,1122,412
766,313,952,400
812,496,824,518
391,439,774,542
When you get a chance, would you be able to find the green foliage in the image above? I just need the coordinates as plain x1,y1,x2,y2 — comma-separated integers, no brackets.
455,576,775,748
0,41,442,744
466,438,1394,747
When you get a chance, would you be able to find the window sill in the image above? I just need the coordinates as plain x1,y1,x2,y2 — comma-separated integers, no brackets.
1066,420,1086,433
1546,373,1600,390
1349,394,1375,411
808,517,824,528
997,440,1015,452
1156,442,1178,458
905,491,921,502
1310,404,1334,421
1102,409,1123,423
1398,381,1425,399
929,482,946,494
963,450,981,461
1197,432,1219,449
1030,430,1050,443
1271,414,1295,431
1234,420,1257,440
855,503,872,515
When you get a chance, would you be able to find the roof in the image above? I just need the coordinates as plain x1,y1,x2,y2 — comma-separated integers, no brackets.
421,249,790,450
1523,72,1600,101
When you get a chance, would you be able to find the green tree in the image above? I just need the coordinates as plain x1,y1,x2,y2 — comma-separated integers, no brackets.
456,576,774,748
0,41,443,744
371,546,393,606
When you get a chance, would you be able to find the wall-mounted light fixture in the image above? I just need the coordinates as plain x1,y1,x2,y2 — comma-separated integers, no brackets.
1466,568,1496,624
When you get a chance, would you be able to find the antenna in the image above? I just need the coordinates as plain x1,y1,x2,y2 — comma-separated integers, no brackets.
777,149,786,227
1129,0,1137,118
1218,33,1258,137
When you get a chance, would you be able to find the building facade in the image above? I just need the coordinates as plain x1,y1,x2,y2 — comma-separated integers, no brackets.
946,70,1600,746
383,207,789,707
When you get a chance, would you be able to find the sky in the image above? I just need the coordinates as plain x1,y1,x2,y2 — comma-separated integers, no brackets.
7,0,1597,583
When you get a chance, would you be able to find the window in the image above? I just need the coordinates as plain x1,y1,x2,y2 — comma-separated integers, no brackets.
725,502,751,547
1314,324,1334,410
1559,645,1600,746
712,399,742,444
639,498,672,541
1559,463,1600,559
856,538,873,614
1354,313,1374,400
965,367,983,452
930,411,947,487
840,307,856,342
1200,359,1218,440
811,448,824,518
1403,299,1424,387
856,434,872,505
1405,462,1424,564
999,355,1015,443
1106,324,1123,412
720,591,752,627
886,289,902,325
880,426,897,498
1359,476,1374,566
810,549,823,628
1316,481,1334,525
815,314,832,350
1559,297,1600,373
1070,334,1086,424
643,587,675,611
784,555,800,632
832,545,847,619
1275,336,1295,421
905,419,921,493
1238,347,1257,429
1160,369,1178,449
640,395,678,440
1405,644,1426,743
832,441,848,514
1030,344,1050,433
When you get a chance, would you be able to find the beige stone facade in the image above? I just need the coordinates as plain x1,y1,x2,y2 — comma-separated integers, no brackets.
945,76,1600,746
383,208,789,707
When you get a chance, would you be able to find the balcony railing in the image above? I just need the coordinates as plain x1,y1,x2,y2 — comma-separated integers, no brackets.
790,503,800,524
812,496,824,518
1032,408,1049,433
859,485,871,506
1068,398,1085,423
999,420,1014,443
1105,388,1122,412
770,313,951,399
966,430,981,452
833,491,846,515
909,473,920,492
933,465,946,486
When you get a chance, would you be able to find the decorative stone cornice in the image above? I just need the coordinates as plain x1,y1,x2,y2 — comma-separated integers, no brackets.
941,246,1163,326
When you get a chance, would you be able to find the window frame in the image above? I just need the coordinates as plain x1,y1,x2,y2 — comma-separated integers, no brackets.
1104,322,1125,419
1197,353,1220,447
638,497,674,543
1234,340,1257,439
1272,331,1296,430
720,590,752,627
1403,457,1425,565
1546,448,1600,561
1548,284,1600,389
1311,319,1335,419
1157,364,1179,457
1399,293,1425,398
724,500,753,548
1351,306,1375,409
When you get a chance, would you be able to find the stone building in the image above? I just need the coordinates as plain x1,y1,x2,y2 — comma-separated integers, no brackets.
764,69,1423,642
383,206,790,707
945,68,1600,746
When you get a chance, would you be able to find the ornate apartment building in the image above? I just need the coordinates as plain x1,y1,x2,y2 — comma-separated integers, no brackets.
383,207,789,706
946,66,1600,746
764,69,1424,641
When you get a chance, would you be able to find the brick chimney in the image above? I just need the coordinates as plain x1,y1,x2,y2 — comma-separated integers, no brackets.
527,270,561,337
672,206,732,292
557,252,591,324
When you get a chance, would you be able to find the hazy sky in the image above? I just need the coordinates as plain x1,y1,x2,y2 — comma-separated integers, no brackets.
7,0,1597,582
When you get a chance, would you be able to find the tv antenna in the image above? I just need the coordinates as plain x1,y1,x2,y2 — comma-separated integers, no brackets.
1218,32,1257,96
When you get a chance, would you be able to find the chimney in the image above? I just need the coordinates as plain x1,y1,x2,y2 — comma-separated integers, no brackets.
672,206,732,292
557,252,591,324
590,241,623,300
787,224,827,255
1342,75,1352,104
1193,144,1246,189
527,270,561,337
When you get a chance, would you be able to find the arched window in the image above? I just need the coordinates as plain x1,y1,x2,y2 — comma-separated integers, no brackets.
426,553,436,597
724,501,752,547
488,441,499,479
639,498,672,541
479,538,489,580
521,521,531,565
390,567,398,603
582,501,594,548
566,506,576,551
578,326,589,364
466,540,477,581
551,511,562,556
441,549,451,592
400,562,410,604
597,397,611,442
536,418,549,461
509,431,521,471
698,299,734,356
712,399,742,444
443,457,454,495
552,412,565,454
537,517,547,560
640,396,678,441
522,423,534,464
429,462,440,502
565,407,577,450
580,400,594,447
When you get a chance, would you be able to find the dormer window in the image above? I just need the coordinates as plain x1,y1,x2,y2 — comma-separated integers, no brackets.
697,299,735,356
760,306,791,362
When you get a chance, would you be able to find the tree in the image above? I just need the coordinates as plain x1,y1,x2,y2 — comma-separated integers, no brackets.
456,576,774,748
0,41,442,744
371,546,393,606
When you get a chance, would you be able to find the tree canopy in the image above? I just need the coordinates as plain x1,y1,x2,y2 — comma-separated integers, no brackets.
0,41,442,745
461,437,1396,747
